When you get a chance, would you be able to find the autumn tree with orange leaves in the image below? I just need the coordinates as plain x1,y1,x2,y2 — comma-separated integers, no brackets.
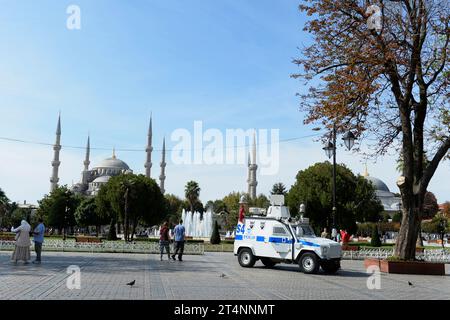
293,0,449,260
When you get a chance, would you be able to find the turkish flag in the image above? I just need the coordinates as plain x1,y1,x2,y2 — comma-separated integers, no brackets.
238,205,246,223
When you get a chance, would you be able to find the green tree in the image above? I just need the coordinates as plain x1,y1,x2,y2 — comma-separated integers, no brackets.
249,194,270,209
102,174,167,241
205,199,227,214
165,194,184,224
95,184,117,240
210,220,221,244
37,186,80,237
182,199,204,214
441,202,450,219
75,197,109,236
393,211,403,223
286,162,383,234
10,207,34,227
271,183,287,195
185,181,201,213
352,176,384,223
221,192,242,231
208,192,271,231
423,191,439,219
0,188,10,228
293,0,450,261
370,225,382,247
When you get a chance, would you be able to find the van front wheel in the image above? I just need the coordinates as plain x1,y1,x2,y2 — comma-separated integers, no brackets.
299,253,320,274
260,258,277,268
238,248,256,268
321,260,340,274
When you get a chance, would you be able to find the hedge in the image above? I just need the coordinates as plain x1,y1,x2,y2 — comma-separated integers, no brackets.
356,222,400,237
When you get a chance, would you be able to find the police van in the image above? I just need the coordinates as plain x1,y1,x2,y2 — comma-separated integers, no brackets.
233,195,342,274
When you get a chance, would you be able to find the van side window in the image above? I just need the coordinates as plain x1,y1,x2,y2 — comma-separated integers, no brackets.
273,226,288,236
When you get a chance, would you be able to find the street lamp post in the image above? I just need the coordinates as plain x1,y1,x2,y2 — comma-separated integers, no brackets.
322,123,356,240
299,203,305,218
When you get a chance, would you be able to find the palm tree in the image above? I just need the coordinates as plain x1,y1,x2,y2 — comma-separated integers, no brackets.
185,181,201,213
271,183,287,195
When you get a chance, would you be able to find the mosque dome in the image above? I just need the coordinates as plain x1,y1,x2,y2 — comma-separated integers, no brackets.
93,149,130,171
95,157,130,170
362,166,390,192
365,176,390,192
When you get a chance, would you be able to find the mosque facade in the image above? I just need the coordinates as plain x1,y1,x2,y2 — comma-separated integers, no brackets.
363,167,402,216
49,114,166,196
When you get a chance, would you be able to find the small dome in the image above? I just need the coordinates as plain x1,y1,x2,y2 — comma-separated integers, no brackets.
365,176,390,192
93,176,111,183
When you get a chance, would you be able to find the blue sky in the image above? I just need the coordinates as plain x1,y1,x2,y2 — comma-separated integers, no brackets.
0,0,448,204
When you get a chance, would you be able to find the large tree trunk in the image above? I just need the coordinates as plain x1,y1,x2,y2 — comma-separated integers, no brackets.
394,206,421,260
416,225,424,247
124,188,129,242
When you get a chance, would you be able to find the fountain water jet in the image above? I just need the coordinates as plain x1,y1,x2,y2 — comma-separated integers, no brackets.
181,207,214,238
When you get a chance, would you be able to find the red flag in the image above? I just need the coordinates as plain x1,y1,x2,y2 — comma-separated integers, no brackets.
238,204,246,223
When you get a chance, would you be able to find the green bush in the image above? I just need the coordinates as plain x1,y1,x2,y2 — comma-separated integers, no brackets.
107,220,117,241
381,212,390,223
370,225,382,247
356,222,400,237
422,215,449,234
392,211,402,223
210,221,221,245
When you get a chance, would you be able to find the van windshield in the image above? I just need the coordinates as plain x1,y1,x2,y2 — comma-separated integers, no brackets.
294,225,316,237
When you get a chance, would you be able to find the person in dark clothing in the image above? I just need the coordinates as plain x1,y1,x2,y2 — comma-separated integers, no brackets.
159,221,171,261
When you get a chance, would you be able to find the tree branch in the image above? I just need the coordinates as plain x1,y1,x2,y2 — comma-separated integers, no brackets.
420,136,450,195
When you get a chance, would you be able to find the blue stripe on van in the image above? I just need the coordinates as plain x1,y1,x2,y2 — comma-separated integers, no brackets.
268,237,293,244
256,236,265,242
235,235,243,240
299,240,320,247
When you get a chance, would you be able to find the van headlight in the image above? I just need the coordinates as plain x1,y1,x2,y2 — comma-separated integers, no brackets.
321,246,329,256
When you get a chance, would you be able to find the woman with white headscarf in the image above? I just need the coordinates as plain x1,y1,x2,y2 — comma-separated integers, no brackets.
11,220,31,264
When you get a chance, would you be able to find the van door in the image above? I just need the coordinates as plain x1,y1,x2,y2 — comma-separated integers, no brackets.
270,223,293,258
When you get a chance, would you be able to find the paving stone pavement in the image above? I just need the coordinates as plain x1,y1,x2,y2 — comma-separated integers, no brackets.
0,251,449,300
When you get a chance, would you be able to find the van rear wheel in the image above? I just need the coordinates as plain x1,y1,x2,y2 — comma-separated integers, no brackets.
238,248,256,268
299,253,320,274
260,258,276,268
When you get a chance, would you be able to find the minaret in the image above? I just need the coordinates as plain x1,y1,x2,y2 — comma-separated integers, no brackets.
249,131,258,200
363,163,369,177
145,115,153,178
247,152,251,196
159,137,166,194
50,113,62,192
81,135,90,185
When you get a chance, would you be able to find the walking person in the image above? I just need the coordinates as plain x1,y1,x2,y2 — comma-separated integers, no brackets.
32,218,45,264
11,220,31,264
172,219,186,261
159,221,171,261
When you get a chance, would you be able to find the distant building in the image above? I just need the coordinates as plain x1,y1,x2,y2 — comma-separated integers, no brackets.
363,167,402,216
48,114,167,196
